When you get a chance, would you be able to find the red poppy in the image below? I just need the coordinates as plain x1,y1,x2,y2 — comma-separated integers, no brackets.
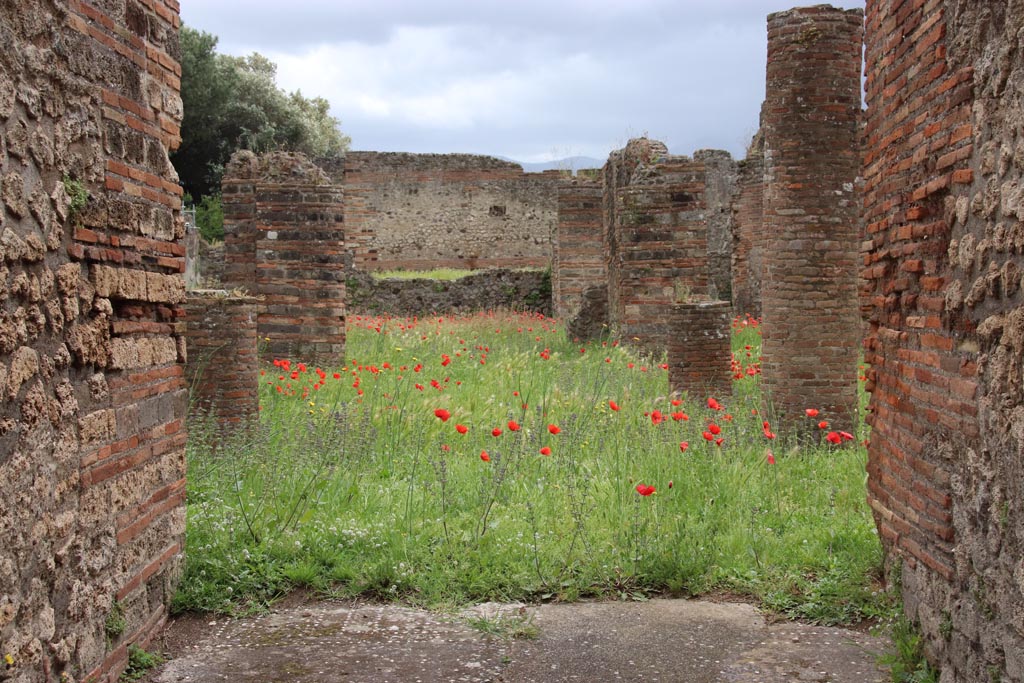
668,480,674,489
455,424,469,434
635,483,656,496
826,431,842,445
332,372,341,379
679,441,689,452
702,431,714,441
434,408,451,422
672,411,688,422
805,408,819,417
507,420,521,431
441,355,451,367
492,427,503,437
671,399,682,407
609,400,620,411
715,438,724,447
818,421,829,430
707,397,722,410
441,444,451,452
480,450,490,462
708,423,721,435
548,424,561,435
767,451,776,465
650,410,664,425
540,446,552,456
839,431,855,441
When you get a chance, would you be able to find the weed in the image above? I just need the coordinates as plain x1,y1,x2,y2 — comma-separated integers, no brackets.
104,601,126,645
464,609,538,640
879,614,939,683
119,645,164,682
62,175,88,219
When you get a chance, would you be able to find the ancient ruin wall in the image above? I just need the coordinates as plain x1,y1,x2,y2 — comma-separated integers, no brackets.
612,155,708,354
732,128,765,318
863,0,1024,679
341,152,561,271
602,138,670,334
760,5,863,432
183,293,259,425
0,2,186,681
222,152,346,363
694,149,738,302
554,179,605,336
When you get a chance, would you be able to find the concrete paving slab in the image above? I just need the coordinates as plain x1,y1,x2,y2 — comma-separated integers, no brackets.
146,598,889,683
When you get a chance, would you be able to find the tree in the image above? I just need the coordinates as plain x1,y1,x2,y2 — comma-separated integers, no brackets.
172,26,351,206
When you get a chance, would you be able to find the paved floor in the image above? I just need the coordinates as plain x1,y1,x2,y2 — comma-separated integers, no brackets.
146,598,889,683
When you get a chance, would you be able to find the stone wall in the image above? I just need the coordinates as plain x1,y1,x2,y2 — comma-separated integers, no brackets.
863,0,1024,679
222,151,346,363
182,292,258,425
760,5,863,433
553,178,605,336
732,127,765,318
346,269,551,317
0,1,186,681
612,149,709,354
341,152,561,271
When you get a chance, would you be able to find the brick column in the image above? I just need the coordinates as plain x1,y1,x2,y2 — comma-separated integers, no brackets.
554,179,606,338
184,293,260,426
667,301,733,398
731,126,765,318
760,5,863,432
222,152,258,290
613,156,708,353
222,152,347,364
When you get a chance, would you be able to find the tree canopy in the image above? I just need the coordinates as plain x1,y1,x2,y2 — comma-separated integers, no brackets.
172,25,350,202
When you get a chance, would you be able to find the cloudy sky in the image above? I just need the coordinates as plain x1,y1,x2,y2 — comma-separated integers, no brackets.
180,1,864,164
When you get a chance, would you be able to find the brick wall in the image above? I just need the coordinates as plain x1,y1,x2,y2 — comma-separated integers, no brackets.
0,1,186,681
347,269,551,317
222,151,346,363
554,178,605,337
667,301,733,398
694,149,738,302
612,153,708,354
760,5,863,433
863,0,1024,679
731,126,765,318
341,152,561,271
183,293,259,425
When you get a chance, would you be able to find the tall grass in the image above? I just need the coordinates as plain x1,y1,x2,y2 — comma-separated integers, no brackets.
178,311,885,624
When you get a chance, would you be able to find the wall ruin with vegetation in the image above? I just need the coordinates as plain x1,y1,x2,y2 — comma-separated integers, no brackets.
863,0,1024,679
0,1,186,681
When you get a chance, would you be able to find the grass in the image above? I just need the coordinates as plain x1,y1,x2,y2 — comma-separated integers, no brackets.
177,310,887,627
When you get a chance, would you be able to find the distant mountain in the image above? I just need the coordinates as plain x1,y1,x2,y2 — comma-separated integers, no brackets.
497,155,605,174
